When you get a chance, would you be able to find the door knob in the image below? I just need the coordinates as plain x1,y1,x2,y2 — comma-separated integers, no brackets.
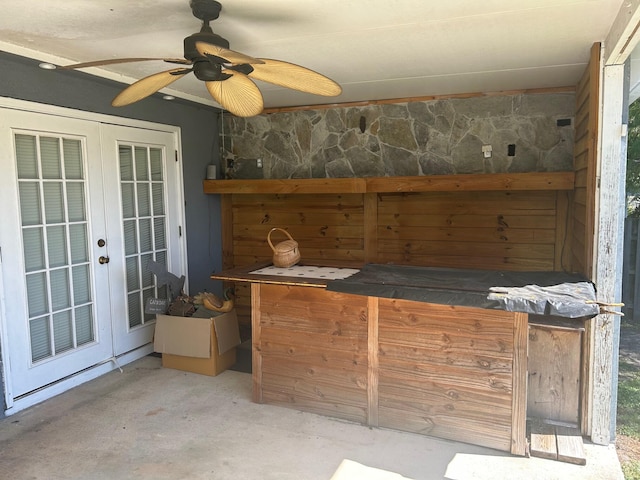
98,256,110,264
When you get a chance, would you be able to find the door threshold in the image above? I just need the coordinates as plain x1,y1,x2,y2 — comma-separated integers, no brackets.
4,344,153,417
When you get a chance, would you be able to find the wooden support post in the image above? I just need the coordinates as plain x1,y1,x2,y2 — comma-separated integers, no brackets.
251,282,263,403
367,296,379,427
511,312,528,456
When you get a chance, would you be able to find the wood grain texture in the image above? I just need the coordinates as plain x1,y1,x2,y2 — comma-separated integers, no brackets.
511,312,528,455
212,176,573,277
367,296,379,427
204,172,574,195
556,425,587,465
256,284,369,423
376,298,522,453
528,325,582,424
251,282,263,403
247,282,528,454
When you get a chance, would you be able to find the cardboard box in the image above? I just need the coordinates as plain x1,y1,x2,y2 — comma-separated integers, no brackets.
154,310,241,376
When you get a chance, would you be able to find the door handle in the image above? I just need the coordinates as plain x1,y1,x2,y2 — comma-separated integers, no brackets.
98,256,110,264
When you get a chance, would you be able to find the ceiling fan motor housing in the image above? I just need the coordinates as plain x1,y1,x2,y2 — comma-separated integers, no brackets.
184,30,230,61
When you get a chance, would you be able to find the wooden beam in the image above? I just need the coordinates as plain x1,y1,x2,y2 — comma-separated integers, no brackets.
363,193,378,264
251,282,263,404
203,172,575,195
604,0,640,65
511,312,529,456
367,296,379,427
366,172,574,193
203,177,366,195
590,63,627,445
261,86,576,115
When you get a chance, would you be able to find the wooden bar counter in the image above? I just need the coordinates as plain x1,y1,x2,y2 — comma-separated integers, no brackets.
211,263,541,455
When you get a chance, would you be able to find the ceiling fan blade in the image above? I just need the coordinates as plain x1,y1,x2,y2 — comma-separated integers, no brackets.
112,68,190,107
63,58,191,70
247,59,342,97
205,71,264,117
195,41,263,65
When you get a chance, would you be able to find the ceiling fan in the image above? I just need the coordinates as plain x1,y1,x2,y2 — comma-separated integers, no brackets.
62,0,342,117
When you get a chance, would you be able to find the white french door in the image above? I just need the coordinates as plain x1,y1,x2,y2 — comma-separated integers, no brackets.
101,125,185,356
0,103,185,405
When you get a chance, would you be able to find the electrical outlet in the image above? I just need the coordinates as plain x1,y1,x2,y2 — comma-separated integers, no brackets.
256,158,263,168
482,144,492,158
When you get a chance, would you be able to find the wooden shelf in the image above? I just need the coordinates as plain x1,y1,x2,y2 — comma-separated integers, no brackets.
203,172,575,195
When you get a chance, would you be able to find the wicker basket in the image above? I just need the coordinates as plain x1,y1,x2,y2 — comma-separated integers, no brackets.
268,228,301,268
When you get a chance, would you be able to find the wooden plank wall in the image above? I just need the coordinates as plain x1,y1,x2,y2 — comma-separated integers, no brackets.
528,324,583,424
376,298,519,452
226,193,366,324
571,42,600,277
570,42,601,438
375,190,569,271
256,284,369,423
224,189,569,326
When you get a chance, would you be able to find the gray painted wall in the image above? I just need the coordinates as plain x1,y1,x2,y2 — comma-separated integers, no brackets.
0,51,224,293
0,52,224,415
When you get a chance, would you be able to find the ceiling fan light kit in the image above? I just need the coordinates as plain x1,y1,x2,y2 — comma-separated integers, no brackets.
59,0,341,117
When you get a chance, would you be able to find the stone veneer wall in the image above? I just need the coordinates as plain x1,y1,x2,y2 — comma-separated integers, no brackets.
221,92,575,179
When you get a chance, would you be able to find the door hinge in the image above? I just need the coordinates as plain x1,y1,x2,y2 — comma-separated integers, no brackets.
178,226,182,237
175,150,178,162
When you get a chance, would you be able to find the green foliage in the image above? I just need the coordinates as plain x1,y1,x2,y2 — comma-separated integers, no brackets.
622,461,640,480
628,100,640,217
618,360,640,438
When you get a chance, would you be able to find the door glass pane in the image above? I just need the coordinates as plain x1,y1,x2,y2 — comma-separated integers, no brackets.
26,272,48,317
152,184,164,216
19,182,42,226
63,139,83,180
67,183,86,221
154,218,166,249
139,219,152,253
50,269,71,310
44,182,65,223
135,147,149,181
15,132,96,364
150,148,163,181
72,264,91,304
23,227,45,272
53,310,74,354
119,143,169,330
75,305,94,345
30,317,51,362
124,220,138,255
137,183,151,216
121,184,135,218
70,224,88,264
126,257,139,292
141,253,154,288
119,145,134,181
40,137,62,179
16,135,38,179
128,293,142,328
47,225,68,268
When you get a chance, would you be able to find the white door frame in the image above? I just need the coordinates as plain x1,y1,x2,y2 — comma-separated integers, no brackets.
0,96,188,415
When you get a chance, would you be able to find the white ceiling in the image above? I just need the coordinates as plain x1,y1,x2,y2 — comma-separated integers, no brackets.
0,0,628,111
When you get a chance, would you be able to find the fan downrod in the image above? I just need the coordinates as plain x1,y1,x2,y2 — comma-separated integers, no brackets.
189,0,222,23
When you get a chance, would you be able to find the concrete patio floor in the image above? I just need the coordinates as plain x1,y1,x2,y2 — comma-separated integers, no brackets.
0,355,625,480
